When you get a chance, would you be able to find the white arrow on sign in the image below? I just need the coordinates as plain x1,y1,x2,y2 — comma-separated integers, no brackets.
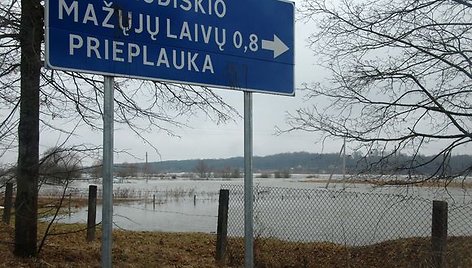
262,34,289,59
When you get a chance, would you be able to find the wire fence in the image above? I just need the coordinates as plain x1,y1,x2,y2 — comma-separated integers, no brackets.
220,184,472,266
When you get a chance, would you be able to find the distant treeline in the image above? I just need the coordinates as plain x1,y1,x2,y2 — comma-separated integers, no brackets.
113,152,472,176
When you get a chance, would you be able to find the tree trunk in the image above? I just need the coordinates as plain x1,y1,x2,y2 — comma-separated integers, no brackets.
14,0,42,257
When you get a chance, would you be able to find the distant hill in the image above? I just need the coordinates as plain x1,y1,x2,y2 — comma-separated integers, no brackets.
115,152,472,176
129,152,335,174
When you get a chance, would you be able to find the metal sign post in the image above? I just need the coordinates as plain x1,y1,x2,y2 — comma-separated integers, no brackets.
102,76,114,268
44,1,294,266
244,91,254,267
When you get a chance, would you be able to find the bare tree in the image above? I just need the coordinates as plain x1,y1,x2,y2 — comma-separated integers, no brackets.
36,147,84,255
194,159,210,179
287,0,472,182
0,0,237,257
14,0,42,256
39,147,82,185
90,160,103,181
117,162,138,178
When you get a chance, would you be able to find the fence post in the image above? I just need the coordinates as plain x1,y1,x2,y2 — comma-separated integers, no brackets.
87,185,98,242
2,182,13,224
216,189,229,262
432,200,448,268
68,192,72,217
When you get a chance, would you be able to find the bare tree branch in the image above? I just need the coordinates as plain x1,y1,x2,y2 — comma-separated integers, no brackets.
288,0,472,182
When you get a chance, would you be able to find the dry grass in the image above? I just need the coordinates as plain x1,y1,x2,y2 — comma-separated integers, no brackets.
1,222,472,267
227,236,472,267
1,222,218,267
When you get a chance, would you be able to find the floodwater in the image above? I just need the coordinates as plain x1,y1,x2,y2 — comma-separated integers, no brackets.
44,175,472,245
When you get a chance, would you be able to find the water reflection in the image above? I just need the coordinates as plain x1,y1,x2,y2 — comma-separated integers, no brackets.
60,198,219,233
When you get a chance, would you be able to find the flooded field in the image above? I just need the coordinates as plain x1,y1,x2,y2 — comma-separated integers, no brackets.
42,176,472,245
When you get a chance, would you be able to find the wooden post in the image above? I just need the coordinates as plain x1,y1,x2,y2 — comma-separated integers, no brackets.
216,189,229,262
194,194,196,206
68,192,72,217
153,194,156,209
2,182,13,224
432,200,448,268
86,185,97,242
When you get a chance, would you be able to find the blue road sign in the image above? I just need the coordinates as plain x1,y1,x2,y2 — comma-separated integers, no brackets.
45,0,295,95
